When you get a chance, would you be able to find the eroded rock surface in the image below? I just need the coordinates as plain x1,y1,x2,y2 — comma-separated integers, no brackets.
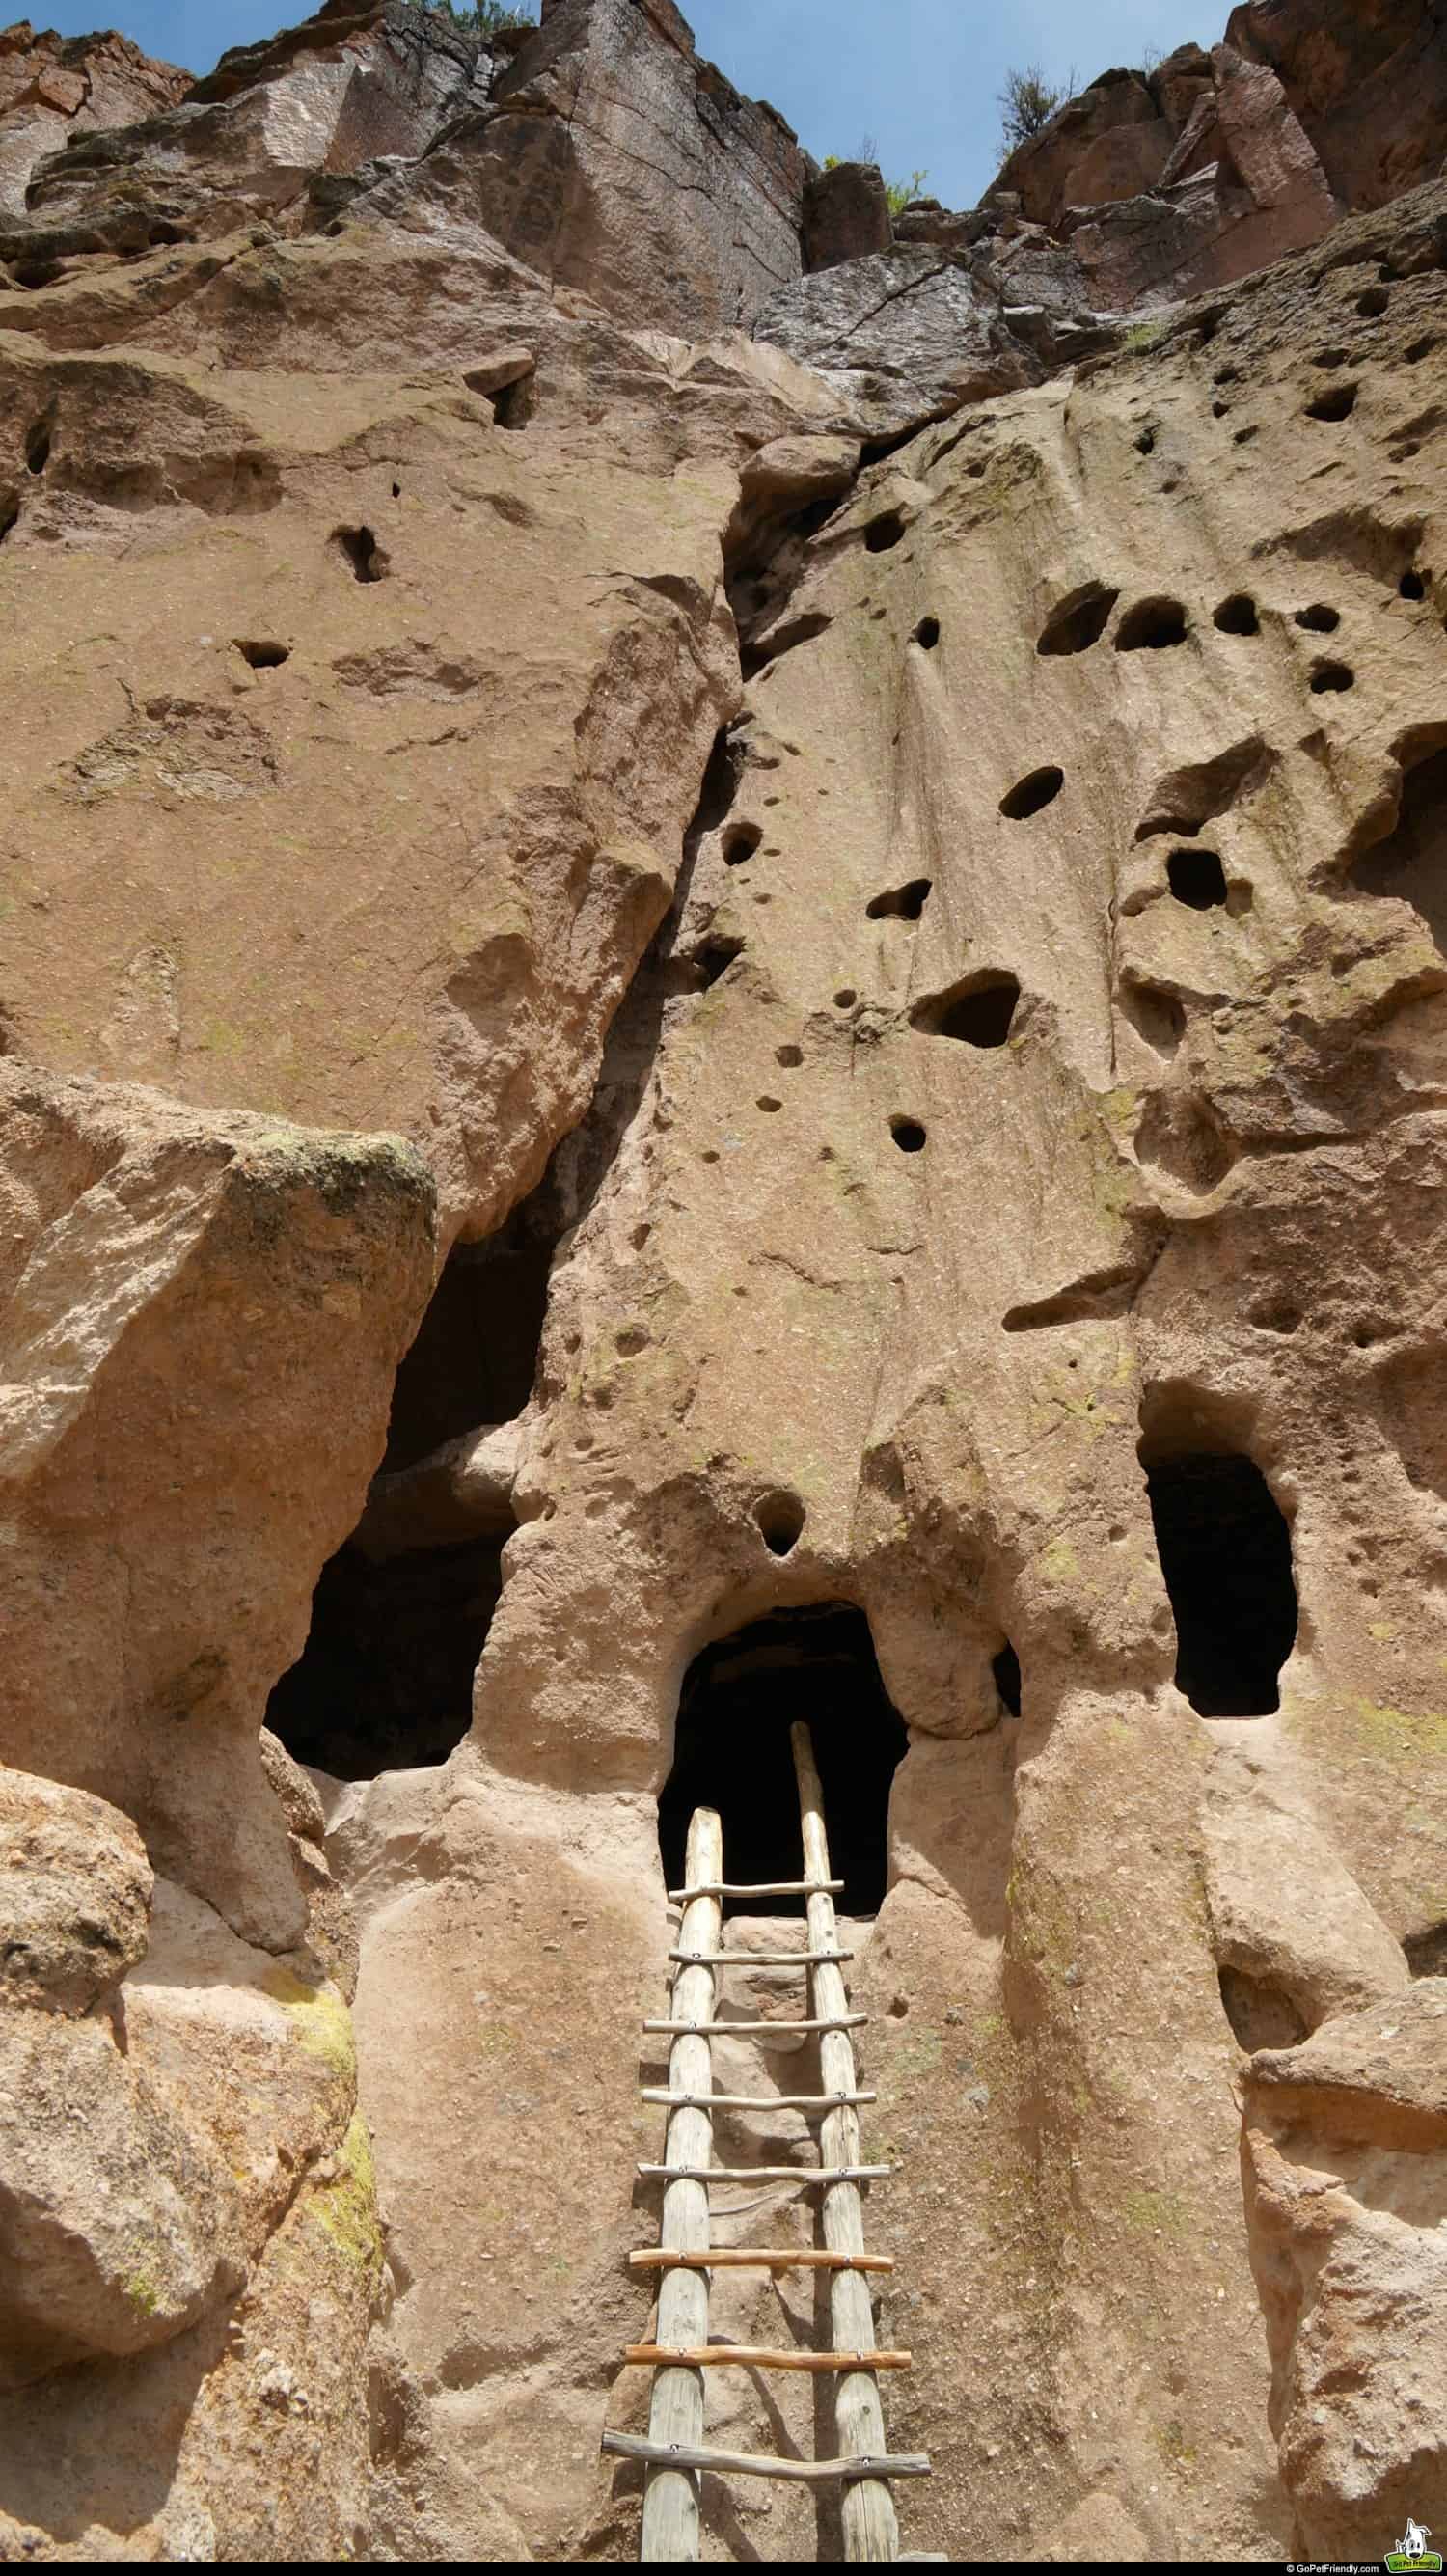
2,0,1447,2562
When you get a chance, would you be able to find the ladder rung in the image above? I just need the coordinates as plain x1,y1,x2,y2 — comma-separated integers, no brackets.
637,2163,892,2184
668,1947,856,1967
630,2247,892,2272
669,1879,844,1901
625,2343,911,2372
643,2015,866,2037
642,2089,875,2111
601,2430,931,2481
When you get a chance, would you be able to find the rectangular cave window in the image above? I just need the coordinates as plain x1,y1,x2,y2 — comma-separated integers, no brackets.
1140,1444,1298,1717
657,1603,907,1916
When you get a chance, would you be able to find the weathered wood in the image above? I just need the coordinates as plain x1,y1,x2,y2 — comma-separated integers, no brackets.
668,1877,844,1901
637,2162,893,2184
668,1946,856,1966
626,2344,912,2373
793,1720,901,2564
642,2087,876,2110
642,2014,867,2036
602,2432,931,2482
630,2247,893,2273
641,1806,722,2565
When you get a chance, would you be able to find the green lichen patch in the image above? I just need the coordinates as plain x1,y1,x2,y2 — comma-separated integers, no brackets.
261,1965,358,2083
307,2110,385,2286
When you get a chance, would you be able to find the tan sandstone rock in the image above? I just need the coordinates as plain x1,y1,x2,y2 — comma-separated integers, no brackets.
1,0,1446,2561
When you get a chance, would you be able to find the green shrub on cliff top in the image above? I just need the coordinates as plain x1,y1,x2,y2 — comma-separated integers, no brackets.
432,2,539,37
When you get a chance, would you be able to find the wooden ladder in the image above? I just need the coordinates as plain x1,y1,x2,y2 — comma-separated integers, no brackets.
602,1720,931,2563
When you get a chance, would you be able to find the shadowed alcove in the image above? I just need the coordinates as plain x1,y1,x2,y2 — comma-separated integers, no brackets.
1140,1438,1298,1717
266,1196,554,1778
658,1604,909,1916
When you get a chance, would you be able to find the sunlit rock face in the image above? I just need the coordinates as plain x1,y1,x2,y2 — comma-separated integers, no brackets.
1,0,1446,2561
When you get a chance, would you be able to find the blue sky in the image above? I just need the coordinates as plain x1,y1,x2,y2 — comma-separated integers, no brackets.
35,1,1221,206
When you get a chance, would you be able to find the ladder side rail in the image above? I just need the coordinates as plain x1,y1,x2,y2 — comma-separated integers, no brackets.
641,1805,723,2565
792,1721,901,2567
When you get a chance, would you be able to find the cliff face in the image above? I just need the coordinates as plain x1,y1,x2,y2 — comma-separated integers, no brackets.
1,0,1446,2563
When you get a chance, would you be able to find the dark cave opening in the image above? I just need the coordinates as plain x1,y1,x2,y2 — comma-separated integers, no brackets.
1141,1445,1298,1717
1351,739,1447,952
658,1604,908,1917
265,1532,509,1778
266,1186,558,1777
910,971,1021,1047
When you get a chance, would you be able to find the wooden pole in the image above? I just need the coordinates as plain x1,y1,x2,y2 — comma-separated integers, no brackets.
605,2431,931,2482
626,2344,911,2372
641,1806,722,2564
792,1721,901,2565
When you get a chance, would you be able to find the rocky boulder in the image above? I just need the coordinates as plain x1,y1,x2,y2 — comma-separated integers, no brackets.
0,19,187,226
1242,1986,1447,2554
1226,0,1447,208
802,158,893,271
0,1768,152,2015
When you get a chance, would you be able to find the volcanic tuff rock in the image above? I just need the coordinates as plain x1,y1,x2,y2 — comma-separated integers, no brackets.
2,0,1447,2562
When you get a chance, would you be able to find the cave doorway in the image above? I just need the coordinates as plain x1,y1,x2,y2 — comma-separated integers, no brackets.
265,1182,557,1779
658,1604,908,1916
1140,1443,1297,1717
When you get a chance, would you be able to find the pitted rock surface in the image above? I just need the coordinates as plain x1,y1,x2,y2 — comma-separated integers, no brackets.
1,0,1447,2562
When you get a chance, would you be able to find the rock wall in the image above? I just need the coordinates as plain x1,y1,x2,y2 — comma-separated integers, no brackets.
1,0,1447,2563
983,0,1447,311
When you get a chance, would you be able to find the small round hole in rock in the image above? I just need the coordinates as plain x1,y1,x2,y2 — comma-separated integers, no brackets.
1036,583,1118,657
1167,849,1228,910
24,421,50,476
1214,593,1258,636
914,616,941,649
1406,335,1438,366
776,1043,803,1068
753,1490,805,1556
1295,602,1340,632
999,764,1064,821
1312,346,1350,369
833,987,857,1009
1115,595,1189,652
1310,660,1354,694
993,1644,1022,1716
910,971,1021,1048
1356,286,1389,317
234,638,290,670
1304,382,1357,422
1400,568,1427,602
724,823,762,866
890,1117,927,1153
864,510,907,553
756,1094,783,1112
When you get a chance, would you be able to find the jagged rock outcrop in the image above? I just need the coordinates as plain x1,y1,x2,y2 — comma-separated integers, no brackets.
987,0,1447,309
0,19,186,227
2,0,1447,2562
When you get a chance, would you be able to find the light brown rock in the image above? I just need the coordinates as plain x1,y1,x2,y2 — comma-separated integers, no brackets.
1,0,1447,2560
0,1767,151,2015
0,1065,436,1948
1242,1985,1447,2555
0,2008,246,2387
